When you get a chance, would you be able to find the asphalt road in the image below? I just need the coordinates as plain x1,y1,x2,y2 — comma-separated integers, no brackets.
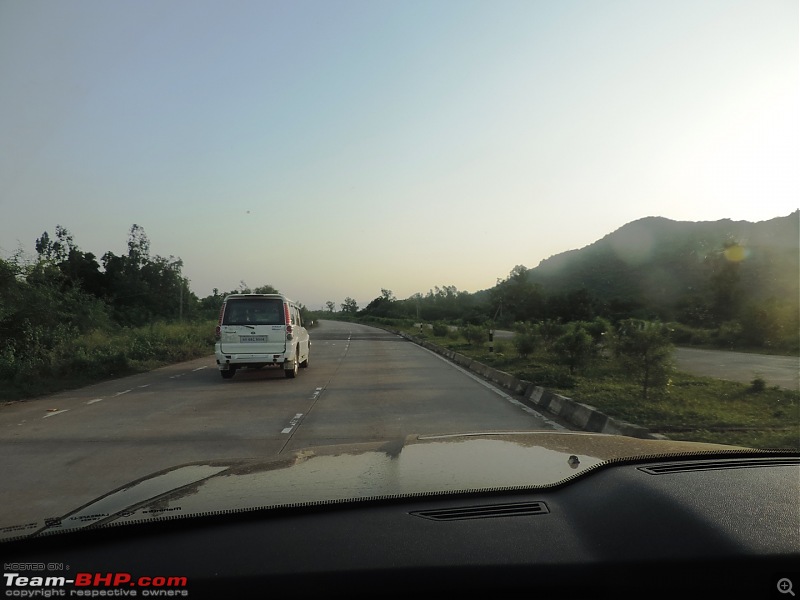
672,347,799,390
0,320,561,528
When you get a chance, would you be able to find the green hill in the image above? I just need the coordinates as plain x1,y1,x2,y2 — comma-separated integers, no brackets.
527,212,799,326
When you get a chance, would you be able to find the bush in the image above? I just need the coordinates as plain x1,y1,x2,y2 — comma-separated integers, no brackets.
612,319,674,401
0,320,216,400
552,324,595,374
513,327,539,358
749,376,767,393
432,322,450,337
538,320,565,349
716,320,743,349
462,324,486,346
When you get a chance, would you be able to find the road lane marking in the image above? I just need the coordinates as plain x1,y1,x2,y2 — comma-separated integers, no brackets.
193,366,208,371
113,389,132,397
86,399,103,405
281,413,304,434
138,384,150,388
42,410,69,419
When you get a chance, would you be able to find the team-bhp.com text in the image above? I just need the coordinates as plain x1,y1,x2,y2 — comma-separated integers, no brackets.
3,573,188,597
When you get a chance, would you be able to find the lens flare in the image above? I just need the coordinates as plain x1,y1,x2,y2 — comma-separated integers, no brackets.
723,245,750,262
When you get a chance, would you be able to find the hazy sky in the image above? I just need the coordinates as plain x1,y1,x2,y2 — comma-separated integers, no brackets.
1,0,797,309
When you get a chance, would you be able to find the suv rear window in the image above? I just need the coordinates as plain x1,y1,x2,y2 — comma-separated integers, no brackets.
222,299,284,326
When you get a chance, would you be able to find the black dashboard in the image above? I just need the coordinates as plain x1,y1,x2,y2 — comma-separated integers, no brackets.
3,454,798,599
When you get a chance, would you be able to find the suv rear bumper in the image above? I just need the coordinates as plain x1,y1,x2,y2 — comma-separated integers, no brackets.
215,349,293,370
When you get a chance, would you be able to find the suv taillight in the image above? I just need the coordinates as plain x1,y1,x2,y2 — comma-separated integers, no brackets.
284,302,293,338
215,303,225,340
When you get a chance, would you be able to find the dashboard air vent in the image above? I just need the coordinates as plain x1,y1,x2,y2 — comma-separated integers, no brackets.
639,457,800,475
411,501,549,521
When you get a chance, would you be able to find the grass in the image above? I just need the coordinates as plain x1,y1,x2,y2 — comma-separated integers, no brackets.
0,320,217,401
393,322,800,450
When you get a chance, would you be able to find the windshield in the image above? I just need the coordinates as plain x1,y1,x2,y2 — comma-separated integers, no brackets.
222,298,284,326
0,0,797,558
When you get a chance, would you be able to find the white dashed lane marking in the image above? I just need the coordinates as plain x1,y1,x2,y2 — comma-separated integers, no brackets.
42,410,69,419
281,413,304,434
46,364,207,417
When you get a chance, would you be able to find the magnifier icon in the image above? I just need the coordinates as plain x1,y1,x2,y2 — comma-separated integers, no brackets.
778,578,795,596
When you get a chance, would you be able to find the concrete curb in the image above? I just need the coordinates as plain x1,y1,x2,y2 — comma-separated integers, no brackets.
397,331,658,439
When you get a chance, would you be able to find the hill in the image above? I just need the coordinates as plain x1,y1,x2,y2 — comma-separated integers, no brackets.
527,212,799,323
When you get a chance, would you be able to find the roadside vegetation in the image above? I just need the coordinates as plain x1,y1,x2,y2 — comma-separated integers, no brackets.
0,320,216,401
0,224,311,401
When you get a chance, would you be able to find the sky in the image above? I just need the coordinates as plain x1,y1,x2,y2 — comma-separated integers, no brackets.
1,0,797,309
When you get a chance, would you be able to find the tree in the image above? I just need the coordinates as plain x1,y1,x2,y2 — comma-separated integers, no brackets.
325,301,336,313
546,288,597,322
253,284,280,294
362,288,402,318
552,324,595,374
512,322,539,358
341,297,358,314
126,224,150,270
35,225,75,263
100,225,192,325
462,324,486,346
538,320,565,350
490,265,544,324
612,319,674,400
33,226,105,297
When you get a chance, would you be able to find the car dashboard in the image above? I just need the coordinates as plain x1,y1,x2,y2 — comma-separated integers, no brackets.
2,453,798,599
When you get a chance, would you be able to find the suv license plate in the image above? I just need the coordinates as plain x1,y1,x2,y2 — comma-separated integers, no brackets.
239,336,268,343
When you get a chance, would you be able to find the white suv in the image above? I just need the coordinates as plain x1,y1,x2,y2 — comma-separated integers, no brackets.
214,294,310,379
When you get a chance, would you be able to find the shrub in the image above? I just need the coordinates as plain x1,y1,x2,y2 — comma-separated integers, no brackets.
538,320,565,349
612,319,674,401
513,328,539,358
749,376,767,393
552,324,595,374
432,322,450,337
462,324,486,346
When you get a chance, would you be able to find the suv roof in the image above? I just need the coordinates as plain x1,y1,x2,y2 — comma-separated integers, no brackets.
223,293,296,303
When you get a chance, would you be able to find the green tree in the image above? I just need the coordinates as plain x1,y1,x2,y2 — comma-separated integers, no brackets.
552,323,595,374
538,320,565,350
341,297,359,314
100,225,191,325
35,224,76,263
126,223,150,270
612,319,674,401
546,288,597,322
253,284,280,294
362,289,398,318
512,322,540,358
462,324,486,346
490,265,544,324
